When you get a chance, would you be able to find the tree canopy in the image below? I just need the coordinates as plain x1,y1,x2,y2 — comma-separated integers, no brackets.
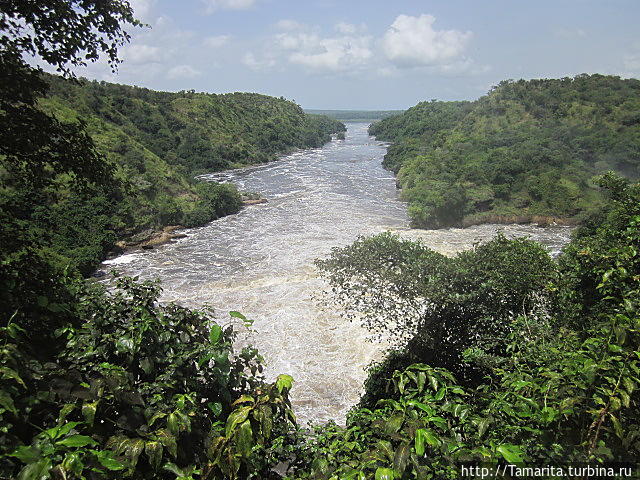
370,75,640,228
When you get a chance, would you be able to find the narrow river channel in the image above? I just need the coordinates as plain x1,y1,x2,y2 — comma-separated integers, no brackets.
102,123,574,424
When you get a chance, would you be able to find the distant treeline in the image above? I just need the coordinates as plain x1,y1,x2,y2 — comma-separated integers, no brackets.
370,74,640,228
305,109,401,122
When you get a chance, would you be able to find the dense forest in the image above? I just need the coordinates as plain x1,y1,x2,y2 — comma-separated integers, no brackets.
2,1,639,479
305,110,401,122
9,74,344,275
370,75,640,228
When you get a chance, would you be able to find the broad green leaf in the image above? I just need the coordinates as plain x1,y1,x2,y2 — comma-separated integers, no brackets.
209,324,222,344
82,401,98,427
145,441,163,470
428,374,439,392
343,470,366,480
475,417,490,438
115,336,135,354
167,413,180,436
415,428,440,455
207,436,226,460
383,415,404,435
426,416,448,430
423,429,441,447
393,443,410,474
9,446,41,464
225,406,252,437
106,435,130,455
148,412,166,427
375,467,395,480
497,444,523,463
0,367,26,387
258,404,274,439
61,452,84,476
57,404,75,423
276,374,294,393
163,462,183,476
236,420,253,458
0,389,17,415
609,414,624,439
198,353,215,368
207,402,223,417
406,400,434,416
619,390,631,408
230,311,255,327
125,438,145,467
57,435,98,448
95,451,125,471
415,430,425,456
376,440,394,461
44,422,80,441
17,458,52,480
156,430,177,458
232,395,255,407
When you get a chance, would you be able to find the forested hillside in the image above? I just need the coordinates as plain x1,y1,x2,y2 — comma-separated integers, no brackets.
47,76,345,176
10,75,344,274
370,74,640,228
305,109,401,122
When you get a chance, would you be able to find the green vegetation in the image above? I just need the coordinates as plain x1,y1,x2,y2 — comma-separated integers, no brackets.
3,1,640,478
28,75,343,273
47,77,345,177
305,110,402,123
305,173,640,477
2,74,344,276
370,75,640,228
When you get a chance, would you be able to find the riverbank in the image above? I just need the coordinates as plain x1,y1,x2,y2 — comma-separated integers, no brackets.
107,195,270,257
460,213,580,228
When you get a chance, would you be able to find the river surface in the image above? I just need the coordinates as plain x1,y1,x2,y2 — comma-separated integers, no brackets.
102,123,573,424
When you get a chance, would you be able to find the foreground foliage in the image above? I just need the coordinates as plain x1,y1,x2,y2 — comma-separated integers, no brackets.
303,175,639,478
1,276,297,479
370,75,640,228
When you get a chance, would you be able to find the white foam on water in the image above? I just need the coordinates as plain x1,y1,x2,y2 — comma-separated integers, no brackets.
101,123,574,424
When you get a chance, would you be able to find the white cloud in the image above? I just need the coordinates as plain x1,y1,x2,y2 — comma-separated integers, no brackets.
285,34,373,71
204,35,231,48
335,22,357,35
121,44,167,65
242,52,276,70
381,14,472,68
167,64,201,79
244,15,481,76
275,19,306,31
201,0,256,14
269,23,372,72
129,0,155,22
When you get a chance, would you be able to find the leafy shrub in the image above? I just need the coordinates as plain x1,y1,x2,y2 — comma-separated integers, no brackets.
0,276,297,479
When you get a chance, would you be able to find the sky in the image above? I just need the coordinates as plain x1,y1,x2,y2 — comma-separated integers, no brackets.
55,0,640,110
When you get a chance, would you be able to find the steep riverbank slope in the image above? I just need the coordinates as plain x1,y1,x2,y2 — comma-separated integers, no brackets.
24,75,345,272
370,74,640,228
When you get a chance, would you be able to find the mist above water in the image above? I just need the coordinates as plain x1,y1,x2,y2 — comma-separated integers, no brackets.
102,123,573,424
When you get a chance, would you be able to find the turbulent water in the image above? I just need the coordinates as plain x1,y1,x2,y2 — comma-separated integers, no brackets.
101,123,573,424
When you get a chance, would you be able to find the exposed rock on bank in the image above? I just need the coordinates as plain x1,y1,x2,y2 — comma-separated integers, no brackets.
461,214,579,228
113,226,187,254
243,198,268,206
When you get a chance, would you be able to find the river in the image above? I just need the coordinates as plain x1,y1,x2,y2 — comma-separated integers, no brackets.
101,122,573,424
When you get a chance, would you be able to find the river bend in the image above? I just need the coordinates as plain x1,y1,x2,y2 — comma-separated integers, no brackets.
102,123,573,424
